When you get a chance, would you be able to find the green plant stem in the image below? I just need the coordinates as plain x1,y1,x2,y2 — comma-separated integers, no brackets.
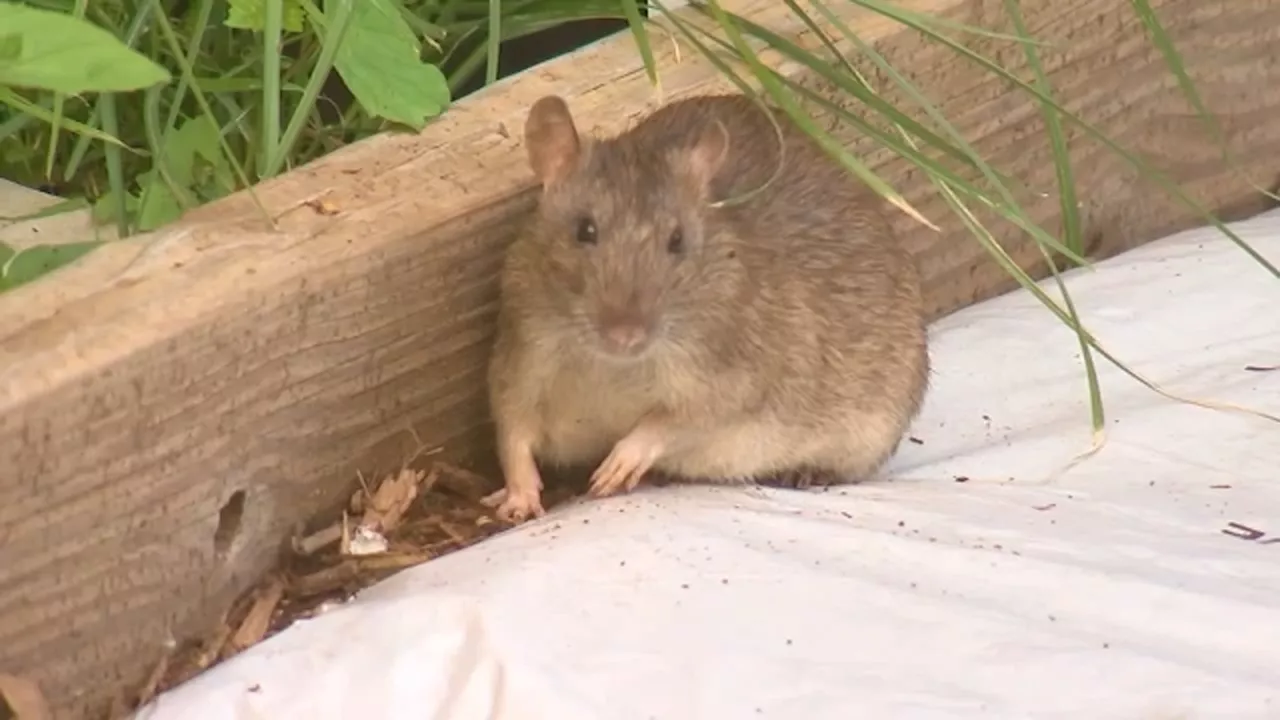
63,2,155,185
99,93,129,237
261,0,285,179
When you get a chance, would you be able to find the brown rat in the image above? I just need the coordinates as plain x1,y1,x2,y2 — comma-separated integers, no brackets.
482,92,929,523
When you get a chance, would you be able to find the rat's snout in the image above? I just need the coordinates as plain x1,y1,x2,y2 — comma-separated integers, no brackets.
594,297,656,358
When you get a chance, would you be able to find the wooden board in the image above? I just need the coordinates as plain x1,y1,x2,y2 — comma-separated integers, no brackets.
0,180,121,251
2,0,1278,716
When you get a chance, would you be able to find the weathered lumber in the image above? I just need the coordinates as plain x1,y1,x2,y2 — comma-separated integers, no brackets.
2,0,1278,716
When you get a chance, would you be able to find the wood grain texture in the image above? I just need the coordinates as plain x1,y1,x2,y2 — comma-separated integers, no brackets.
1,0,1277,716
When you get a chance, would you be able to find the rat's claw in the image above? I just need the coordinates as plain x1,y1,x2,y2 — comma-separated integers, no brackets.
483,487,545,524
494,489,546,524
589,435,661,498
487,444,547,524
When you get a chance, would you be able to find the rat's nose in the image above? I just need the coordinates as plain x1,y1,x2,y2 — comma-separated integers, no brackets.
600,321,651,355
596,305,654,356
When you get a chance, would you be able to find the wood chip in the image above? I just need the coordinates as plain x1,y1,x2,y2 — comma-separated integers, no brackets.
358,468,430,534
131,647,172,711
433,462,493,501
304,197,340,215
294,522,343,556
288,552,432,600
224,577,287,659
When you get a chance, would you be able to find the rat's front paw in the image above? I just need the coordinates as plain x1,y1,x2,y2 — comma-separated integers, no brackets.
483,487,546,524
585,413,672,499
589,435,663,498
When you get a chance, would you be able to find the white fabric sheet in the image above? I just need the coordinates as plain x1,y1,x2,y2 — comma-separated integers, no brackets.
137,208,1280,720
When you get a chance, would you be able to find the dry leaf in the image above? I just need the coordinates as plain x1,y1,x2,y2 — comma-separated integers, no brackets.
359,468,428,533
139,460,508,714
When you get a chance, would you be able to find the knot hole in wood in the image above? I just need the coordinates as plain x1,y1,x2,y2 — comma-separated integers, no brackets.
212,490,247,558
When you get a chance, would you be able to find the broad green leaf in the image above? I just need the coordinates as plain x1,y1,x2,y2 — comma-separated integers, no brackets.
327,0,450,129
226,0,305,33
0,86,128,147
169,115,222,184
92,188,139,225
0,33,21,62
135,168,183,231
0,3,171,93
137,114,223,231
0,239,105,292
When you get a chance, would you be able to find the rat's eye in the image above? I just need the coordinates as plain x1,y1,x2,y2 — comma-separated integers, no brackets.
667,226,685,255
576,217,598,245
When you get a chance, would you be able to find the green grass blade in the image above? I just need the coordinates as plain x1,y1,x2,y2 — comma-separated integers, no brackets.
621,0,660,90
882,4,1055,46
799,0,1089,266
62,2,154,184
139,84,197,216
132,0,216,228
1006,8,1100,414
98,93,130,236
261,0,285,178
485,0,502,86
163,0,215,158
41,0,80,180
0,88,127,148
148,0,269,226
1002,0,1102,432
699,0,937,229
836,0,1279,277
43,0,94,179
1127,0,1276,204
1127,0,1220,147
692,0,1086,264
711,7,994,183
671,16,1039,227
397,5,448,45
0,108,34,140
272,0,356,178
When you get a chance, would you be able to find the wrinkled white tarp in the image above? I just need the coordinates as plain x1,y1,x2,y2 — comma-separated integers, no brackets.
138,208,1280,720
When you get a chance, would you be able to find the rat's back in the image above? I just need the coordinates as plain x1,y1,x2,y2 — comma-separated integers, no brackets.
628,93,931,483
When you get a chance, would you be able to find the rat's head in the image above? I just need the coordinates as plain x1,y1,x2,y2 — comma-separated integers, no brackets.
518,95,733,363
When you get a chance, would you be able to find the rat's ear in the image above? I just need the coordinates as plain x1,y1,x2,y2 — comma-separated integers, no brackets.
524,95,581,187
686,119,730,191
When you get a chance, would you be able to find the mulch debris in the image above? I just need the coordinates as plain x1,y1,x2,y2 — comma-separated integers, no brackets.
103,458,577,719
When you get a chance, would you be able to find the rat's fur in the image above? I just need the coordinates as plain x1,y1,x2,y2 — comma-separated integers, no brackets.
487,93,929,518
